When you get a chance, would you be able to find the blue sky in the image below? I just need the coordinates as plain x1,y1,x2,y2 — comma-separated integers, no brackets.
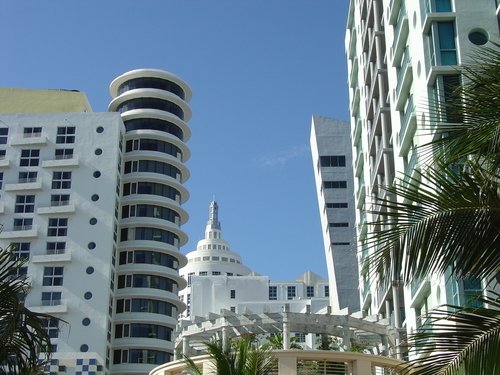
1,0,350,281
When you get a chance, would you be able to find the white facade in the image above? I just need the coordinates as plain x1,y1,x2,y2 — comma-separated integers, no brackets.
345,0,499,355
310,115,359,313
178,201,330,352
0,68,192,375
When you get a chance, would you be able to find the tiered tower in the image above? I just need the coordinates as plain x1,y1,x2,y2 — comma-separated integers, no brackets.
108,69,191,372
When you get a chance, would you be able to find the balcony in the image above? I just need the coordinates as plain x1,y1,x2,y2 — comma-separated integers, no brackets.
387,0,402,25
352,118,362,143
398,96,417,155
349,57,359,88
410,278,431,308
37,201,76,215
32,249,72,263
10,133,48,146
29,299,68,314
356,183,366,209
42,155,79,168
390,2,408,64
354,145,364,177
350,87,360,116
402,150,420,190
0,157,9,167
394,52,413,110
0,225,37,239
4,179,42,191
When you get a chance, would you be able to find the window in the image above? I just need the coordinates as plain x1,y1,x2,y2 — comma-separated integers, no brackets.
325,286,330,297
320,155,346,167
52,171,72,189
330,222,349,227
20,149,40,166
323,181,347,189
463,278,483,308
41,318,59,338
332,242,350,246
113,349,170,365
326,202,348,208
47,218,68,237
123,181,180,201
122,204,179,223
0,150,5,160
0,128,8,144
15,195,35,213
114,323,172,341
56,127,75,144
0,172,2,190
230,307,236,313
18,171,37,183
306,286,314,298
47,242,66,255
230,290,236,299
51,194,70,206
10,242,30,259
287,286,296,300
116,298,176,316
126,138,182,159
55,148,74,160
23,127,42,137
295,333,306,343
212,271,221,275
437,22,457,65
43,267,64,286
124,160,181,179
13,218,33,231
119,250,178,270
117,274,177,292
42,292,62,307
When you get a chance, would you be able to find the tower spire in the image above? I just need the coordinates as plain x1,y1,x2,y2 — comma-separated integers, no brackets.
207,200,221,230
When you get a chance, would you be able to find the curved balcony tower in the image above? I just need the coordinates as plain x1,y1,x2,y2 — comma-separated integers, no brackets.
108,69,191,373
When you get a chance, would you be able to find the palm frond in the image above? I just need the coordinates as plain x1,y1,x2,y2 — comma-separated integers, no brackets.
399,292,500,375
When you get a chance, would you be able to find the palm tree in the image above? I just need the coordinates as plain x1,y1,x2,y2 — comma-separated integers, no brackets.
365,42,500,375
0,245,53,375
184,335,276,375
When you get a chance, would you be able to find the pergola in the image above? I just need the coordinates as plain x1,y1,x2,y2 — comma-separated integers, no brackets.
175,306,401,359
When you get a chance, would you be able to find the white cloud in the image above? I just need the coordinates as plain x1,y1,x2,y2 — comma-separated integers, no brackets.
258,144,310,167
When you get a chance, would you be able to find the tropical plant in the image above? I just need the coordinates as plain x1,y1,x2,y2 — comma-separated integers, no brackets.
0,245,53,375
261,332,302,350
184,335,276,375
365,42,500,375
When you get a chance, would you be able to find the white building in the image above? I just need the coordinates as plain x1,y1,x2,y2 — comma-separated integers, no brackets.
345,0,499,356
310,115,359,313
178,201,331,353
0,68,192,375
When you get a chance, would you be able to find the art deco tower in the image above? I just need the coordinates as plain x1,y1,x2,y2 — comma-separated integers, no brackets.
108,69,191,372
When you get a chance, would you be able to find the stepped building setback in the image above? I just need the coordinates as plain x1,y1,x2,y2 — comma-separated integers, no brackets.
0,68,192,375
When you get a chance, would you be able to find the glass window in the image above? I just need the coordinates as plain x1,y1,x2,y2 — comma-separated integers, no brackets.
326,203,348,208
20,149,40,166
46,242,66,255
319,155,346,167
42,292,62,307
55,148,74,160
15,195,35,213
306,286,314,298
329,222,349,227
323,181,347,189
18,171,37,183
52,171,72,189
56,127,75,144
41,317,59,337
0,127,8,144
325,286,330,297
10,242,30,259
23,127,42,137
51,194,70,206
438,22,457,65
43,266,64,286
230,290,236,299
13,218,33,231
287,286,296,300
47,218,68,237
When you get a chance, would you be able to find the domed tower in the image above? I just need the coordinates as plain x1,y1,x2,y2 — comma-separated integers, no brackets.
108,69,190,372
179,200,252,318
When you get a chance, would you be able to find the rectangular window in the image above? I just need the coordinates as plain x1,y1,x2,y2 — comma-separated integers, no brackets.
46,242,66,255
18,171,37,183
330,222,349,228
10,242,30,259
47,218,68,237
320,155,346,167
41,317,59,337
0,150,5,160
43,266,64,286
323,181,347,189
0,128,8,144
0,172,2,190
326,202,348,208
212,271,221,275
15,195,35,213
42,292,62,307
55,148,73,160
306,286,314,298
20,149,40,166
230,306,236,313
287,286,296,300
51,194,70,207
332,242,350,246
199,271,207,276
56,127,76,144
230,290,236,299
52,171,72,189
23,127,42,137
269,286,277,300
437,22,457,65
13,218,33,231
325,286,330,297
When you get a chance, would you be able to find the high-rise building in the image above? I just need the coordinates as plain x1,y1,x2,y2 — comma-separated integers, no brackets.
310,116,359,313
0,68,192,374
345,0,498,356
